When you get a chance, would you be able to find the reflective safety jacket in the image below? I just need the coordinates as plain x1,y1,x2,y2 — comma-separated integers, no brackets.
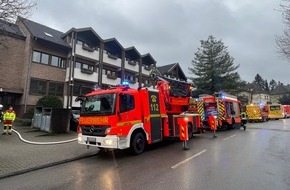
3,110,16,121
240,112,248,120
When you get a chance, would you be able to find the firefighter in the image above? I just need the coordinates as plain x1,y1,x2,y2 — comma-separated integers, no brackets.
240,112,248,130
2,106,16,135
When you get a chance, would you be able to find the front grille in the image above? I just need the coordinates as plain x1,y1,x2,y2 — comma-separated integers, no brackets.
81,125,110,137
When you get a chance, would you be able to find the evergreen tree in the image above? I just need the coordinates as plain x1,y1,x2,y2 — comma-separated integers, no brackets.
269,79,277,91
189,35,244,95
264,79,269,92
253,74,263,86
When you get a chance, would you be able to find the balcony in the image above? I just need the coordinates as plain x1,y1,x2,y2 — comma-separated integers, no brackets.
72,68,98,82
107,73,118,80
64,96,81,108
129,82,139,89
125,60,139,72
75,44,99,61
102,73,121,86
142,65,150,75
103,52,122,67
81,68,94,74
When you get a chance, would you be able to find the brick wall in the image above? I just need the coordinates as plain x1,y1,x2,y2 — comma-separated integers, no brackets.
0,36,26,92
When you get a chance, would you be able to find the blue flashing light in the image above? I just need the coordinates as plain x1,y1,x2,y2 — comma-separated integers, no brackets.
122,81,130,86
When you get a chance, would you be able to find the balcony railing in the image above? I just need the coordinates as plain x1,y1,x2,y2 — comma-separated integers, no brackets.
108,53,118,60
128,60,137,66
81,69,94,74
82,45,94,52
107,74,117,80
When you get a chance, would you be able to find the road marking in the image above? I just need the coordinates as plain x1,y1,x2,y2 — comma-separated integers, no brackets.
223,134,237,140
171,149,207,169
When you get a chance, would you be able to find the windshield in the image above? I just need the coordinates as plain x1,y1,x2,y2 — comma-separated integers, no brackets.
81,93,116,115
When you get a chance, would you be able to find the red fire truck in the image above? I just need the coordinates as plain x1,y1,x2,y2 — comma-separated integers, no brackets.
76,77,201,154
197,92,241,130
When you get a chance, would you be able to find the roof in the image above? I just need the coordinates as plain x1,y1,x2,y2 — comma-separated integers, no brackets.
271,85,290,95
0,19,25,40
141,53,156,66
125,46,141,60
243,82,266,94
18,17,70,48
157,63,187,81
103,38,124,54
62,27,102,46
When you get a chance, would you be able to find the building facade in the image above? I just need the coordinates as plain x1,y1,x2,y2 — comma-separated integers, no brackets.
0,17,157,117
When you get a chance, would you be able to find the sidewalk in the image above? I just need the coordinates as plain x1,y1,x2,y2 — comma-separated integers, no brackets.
0,123,98,179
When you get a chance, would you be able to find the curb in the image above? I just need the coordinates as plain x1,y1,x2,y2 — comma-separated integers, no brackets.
0,152,98,179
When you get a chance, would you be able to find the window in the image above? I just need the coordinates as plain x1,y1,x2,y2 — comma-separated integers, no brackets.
75,62,81,69
73,81,95,96
30,79,47,95
32,51,65,68
83,64,93,71
51,56,59,67
51,56,66,68
41,53,49,64
48,82,64,96
32,51,41,62
119,94,135,113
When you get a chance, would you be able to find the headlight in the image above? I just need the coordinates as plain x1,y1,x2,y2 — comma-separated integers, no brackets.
104,139,113,145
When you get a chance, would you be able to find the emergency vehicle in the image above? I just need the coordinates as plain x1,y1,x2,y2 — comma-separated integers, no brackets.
246,104,268,122
197,92,241,130
267,104,284,120
76,77,201,155
282,105,290,118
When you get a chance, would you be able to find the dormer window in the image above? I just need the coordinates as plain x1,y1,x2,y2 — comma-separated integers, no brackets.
44,32,53,37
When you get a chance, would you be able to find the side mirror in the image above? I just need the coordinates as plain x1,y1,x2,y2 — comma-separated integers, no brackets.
75,96,86,102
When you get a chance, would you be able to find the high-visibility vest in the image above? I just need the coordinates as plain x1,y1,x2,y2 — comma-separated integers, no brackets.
240,112,247,120
3,110,16,121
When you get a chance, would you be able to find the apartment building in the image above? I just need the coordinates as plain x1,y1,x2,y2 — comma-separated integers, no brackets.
0,17,156,117
157,63,187,81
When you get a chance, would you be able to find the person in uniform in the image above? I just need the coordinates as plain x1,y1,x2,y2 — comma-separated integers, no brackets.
2,106,16,135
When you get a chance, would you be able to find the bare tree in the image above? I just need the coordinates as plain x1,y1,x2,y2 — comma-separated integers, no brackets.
0,0,37,22
276,0,290,60
0,0,37,48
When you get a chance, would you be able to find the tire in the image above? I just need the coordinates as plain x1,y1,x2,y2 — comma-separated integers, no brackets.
130,131,146,155
188,124,193,139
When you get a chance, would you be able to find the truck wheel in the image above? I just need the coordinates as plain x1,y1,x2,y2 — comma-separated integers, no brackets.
130,132,145,155
188,124,193,139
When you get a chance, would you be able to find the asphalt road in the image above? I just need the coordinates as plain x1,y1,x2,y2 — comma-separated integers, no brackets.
1,119,290,190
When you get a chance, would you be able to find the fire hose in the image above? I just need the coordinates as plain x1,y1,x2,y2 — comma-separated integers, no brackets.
12,129,77,145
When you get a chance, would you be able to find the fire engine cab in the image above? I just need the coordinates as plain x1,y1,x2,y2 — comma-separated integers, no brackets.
76,77,200,155
197,92,241,130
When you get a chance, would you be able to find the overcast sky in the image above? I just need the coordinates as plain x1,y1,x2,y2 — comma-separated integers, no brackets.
30,0,290,84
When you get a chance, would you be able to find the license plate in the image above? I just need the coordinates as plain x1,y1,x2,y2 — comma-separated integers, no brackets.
87,137,96,142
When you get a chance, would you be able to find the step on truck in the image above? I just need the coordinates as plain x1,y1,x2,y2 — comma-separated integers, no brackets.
76,76,201,155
